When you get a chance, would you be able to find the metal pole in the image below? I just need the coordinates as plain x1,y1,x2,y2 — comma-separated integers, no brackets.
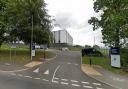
31,15,34,61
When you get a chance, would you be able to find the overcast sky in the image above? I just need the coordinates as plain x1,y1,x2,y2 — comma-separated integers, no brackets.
45,0,104,46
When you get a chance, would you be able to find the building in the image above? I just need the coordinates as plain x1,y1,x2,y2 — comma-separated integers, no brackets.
52,30,73,45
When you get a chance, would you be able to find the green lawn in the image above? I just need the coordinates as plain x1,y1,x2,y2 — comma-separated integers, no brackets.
82,56,128,76
0,44,55,65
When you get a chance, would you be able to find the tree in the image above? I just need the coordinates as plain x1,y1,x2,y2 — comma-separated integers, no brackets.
0,0,9,47
6,0,52,45
88,0,128,47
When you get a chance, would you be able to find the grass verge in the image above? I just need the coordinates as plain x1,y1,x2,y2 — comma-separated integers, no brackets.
0,48,55,65
82,56,128,76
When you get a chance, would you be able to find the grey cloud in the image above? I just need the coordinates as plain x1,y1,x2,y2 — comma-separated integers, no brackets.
54,12,78,29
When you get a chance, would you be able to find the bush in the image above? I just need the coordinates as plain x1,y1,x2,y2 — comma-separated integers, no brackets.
121,49,128,67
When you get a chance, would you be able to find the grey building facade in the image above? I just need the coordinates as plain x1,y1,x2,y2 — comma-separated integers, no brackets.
52,30,73,45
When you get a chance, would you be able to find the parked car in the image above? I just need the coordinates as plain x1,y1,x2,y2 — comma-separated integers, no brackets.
82,48,103,57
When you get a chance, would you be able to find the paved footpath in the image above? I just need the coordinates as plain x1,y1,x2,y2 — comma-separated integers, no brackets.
0,51,116,89
82,64,128,89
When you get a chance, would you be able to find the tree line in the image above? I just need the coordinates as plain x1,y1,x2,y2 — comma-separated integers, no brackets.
88,0,128,48
0,0,52,47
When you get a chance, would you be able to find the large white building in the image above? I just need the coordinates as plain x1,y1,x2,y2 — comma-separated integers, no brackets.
52,30,73,45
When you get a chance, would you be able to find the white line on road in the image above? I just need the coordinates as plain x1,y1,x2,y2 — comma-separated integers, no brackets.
61,78,68,81
83,85,93,88
81,81,90,84
24,76,32,78
96,87,103,89
71,84,80,87
42,79,49,82
67,62,71,64
52,65,60,82
17,74,23,77
10,73,16,76
33,68,39,73
61,82,68,85
52,80,59,83
43,69,49,75
71,80,78,83
54,77,59,80
34,78,40,80
93,83,101,86
75,64,78,66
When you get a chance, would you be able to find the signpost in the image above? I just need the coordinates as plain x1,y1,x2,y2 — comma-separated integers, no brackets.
110,47,121,68
32,44,35,57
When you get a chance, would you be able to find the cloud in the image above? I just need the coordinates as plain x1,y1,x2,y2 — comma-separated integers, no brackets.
53,12,78,29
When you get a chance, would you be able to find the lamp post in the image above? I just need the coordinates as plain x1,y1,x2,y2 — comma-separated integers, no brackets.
31,15,34,61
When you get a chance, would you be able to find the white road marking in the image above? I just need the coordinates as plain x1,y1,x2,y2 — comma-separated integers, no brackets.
17,74,23,77
52,65,60,82
34,78,40,80
54,77,59,80
93,83,101,86
81,81,90,84
71,84,80,87
24,76,32,78
33,68,39,73
83,85,93,88
67,62,71,64
75,64,78,66
42,79,49,82
61,78,68,81
10,73,15,75
43,69,49,75
52,80,59,83
71,80,78,83
96,87,103,89
61,82,68,85
5,63,11,66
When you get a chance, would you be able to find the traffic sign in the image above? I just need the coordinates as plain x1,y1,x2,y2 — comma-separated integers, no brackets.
110,47,121,68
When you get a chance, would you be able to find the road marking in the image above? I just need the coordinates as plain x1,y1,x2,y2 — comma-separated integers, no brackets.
52,65,60,82
42,79,49,82
96,87,103,89
71,84,80,87
43,69,49,75
83,85,93,88
24,76,32,78
71,80,78,83
75,64,78,66
54,77,59,80
67,62,71,64
10,73,16,76
34,78,40,80
33,68,39,73
17,74,23,77
61,78,68,81
5,63,11,66
93,83,101,86
52,80,59,83
81,81,90,84
61,82,68,85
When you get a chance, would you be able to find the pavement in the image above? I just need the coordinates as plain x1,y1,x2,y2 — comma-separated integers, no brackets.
82,64,128,89
0,50,116,89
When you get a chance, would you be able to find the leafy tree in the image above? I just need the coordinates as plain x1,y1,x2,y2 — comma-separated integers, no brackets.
0,0,8,47
88,0,128,47
6,0,52,45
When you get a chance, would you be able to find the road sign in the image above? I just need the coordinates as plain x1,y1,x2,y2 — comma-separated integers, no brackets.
110,47,121,68
32,44,35,56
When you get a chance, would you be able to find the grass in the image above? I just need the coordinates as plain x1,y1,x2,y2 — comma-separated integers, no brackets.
82,56,128,76
0,44,55,65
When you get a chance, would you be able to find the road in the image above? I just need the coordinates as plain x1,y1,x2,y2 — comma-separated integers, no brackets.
0,51,116,89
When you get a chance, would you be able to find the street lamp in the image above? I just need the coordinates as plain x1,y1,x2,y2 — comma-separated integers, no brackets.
31,15,34,61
